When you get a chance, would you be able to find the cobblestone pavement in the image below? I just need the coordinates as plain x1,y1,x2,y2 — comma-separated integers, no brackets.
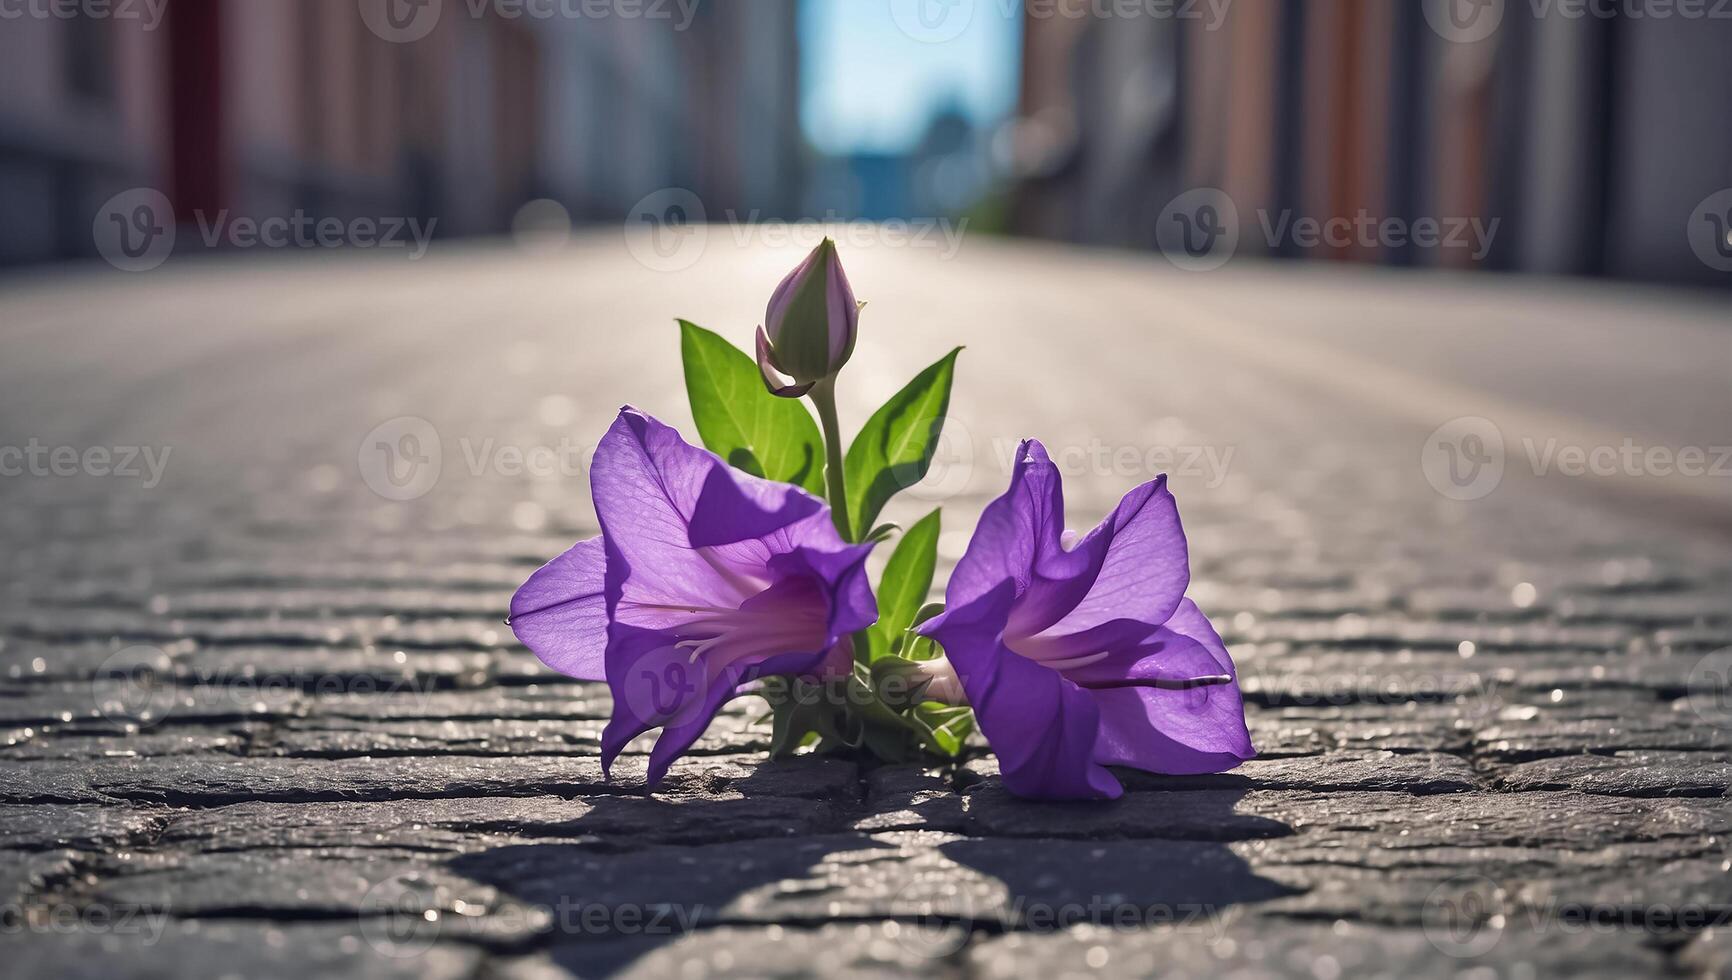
1,237,1729,978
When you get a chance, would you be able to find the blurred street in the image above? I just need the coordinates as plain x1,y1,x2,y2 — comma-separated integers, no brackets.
1,236,1730,977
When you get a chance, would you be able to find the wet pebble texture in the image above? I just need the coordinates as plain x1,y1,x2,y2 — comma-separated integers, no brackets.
1,240,1729,978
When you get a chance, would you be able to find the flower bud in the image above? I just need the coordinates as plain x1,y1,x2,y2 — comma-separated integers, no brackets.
756,239,858,397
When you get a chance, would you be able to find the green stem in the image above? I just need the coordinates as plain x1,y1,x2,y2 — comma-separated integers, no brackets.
808,379,853,542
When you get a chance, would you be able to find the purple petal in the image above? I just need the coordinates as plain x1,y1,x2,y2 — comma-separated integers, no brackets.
582,410,876,787
825,251,858,365
1054,625,1233,690
926,584,1122,800
599,624,708,770
938,440,1121,640
1089,600,1254,774
600,619,843,786
643,647,826,786
1036,476,1190,640
756,326,815,398
605,563,867,781
508,537,607,682
766,542,878,639
940,440,1066,611
592,408,820,622
764,247,820,345
687,462,823,549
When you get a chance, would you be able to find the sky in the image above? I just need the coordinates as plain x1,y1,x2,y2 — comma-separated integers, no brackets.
799,0,1023,156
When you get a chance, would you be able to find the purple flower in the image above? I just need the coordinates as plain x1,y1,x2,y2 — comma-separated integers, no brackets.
756,239,858,397
919,441,1253,800
509,408,875,786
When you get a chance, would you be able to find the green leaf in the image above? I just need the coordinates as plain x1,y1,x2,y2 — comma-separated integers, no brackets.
866,509,940,663
863,522,901,544
912,703,975,757
679,320,824,494
843,347,961,535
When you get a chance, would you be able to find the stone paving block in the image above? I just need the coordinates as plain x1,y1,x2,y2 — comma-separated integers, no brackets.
0,680,307,729
1474,715,1732,762
853,766,967,834
1492,751,1732,797
428,829,1298,932
1247,703,1485,757
0,804,167,852
265,714,766,760
1,728,255,762
0,849,76,905
962,751,1482,796
494,924,939,980
0,754,861,806
155,587,509,619
80,851,531,930
966,917,1676,980
1678,928,1732,977
6,923,485,980
960,787,1294,841
1241,617,1635,655
302,687,613,723
180,647,497,692
157,796,845,854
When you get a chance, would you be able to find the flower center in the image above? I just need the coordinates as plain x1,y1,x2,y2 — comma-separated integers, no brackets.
1004,630,1233,691
1004,631,1108,670
672,575,829,669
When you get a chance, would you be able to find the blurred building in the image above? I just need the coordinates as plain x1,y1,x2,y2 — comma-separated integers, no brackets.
807,104,992,221
1008,0,1732,286
0,0,804,265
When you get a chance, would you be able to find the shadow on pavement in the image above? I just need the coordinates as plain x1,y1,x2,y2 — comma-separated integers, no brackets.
447,792,882,976
449,783,1296,976
936,787,1297,940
